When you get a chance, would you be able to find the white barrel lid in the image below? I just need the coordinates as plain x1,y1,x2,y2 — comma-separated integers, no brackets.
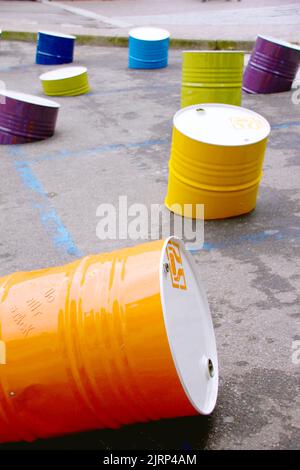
160,237,218,415
38,30,76,40
0,90,60,108
174,103,270,147
258,35,300,51
39,66,87,82
129,27,170,41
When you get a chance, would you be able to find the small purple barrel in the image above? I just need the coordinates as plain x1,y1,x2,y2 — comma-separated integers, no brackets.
0,90,60,145
243,35,300,94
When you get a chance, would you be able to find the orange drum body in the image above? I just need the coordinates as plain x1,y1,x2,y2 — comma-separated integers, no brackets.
0,238,218,443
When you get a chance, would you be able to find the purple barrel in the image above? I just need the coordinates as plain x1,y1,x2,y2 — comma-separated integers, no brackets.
243,35,300,94
0,90,60,145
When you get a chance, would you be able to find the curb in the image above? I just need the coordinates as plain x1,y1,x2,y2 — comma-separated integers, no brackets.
0,31,255,51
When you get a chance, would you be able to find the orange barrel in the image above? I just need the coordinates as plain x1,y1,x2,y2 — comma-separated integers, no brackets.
0,237,218,443
165,104,270,220
181,51,244,108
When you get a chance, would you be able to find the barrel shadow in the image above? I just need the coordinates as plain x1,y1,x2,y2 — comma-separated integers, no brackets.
0,414,213,450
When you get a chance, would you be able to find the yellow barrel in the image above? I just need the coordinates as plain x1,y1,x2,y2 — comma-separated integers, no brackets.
181,51,244,108
39,66,90,96
0,237,218,443
165,104,270,220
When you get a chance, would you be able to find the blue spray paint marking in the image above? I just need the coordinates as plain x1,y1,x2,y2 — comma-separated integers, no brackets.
9,147,82,258
271,121,300,130
15,160,45,196
188,228,299,253
24,138,170,164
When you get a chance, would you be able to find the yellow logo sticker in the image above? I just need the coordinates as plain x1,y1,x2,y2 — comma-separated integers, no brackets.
230,116,263,130
166,240,187,290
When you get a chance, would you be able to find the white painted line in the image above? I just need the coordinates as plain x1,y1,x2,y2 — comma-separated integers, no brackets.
41,0,131,29
61,23,83,29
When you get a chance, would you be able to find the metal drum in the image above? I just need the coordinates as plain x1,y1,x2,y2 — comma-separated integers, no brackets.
181,51,244,108
0,238,218,443
165,104,271,220
36,31,76,65
40,66,90,96
243,35,300,94
0,90,60,145
128,27,170,69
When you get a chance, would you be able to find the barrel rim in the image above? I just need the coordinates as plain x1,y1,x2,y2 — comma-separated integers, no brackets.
257,35,300,51
38,30,76,40
173,103,271,147
39,66,87,82
182,50,245,54
159,236,218,415
0,90,60,109
129,26,170,41
43,85,90,96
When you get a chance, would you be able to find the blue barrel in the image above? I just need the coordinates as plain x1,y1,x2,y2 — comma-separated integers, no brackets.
128,27,170,69
36,31,76,65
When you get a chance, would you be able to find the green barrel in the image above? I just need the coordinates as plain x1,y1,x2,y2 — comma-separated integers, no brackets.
181,51,244,108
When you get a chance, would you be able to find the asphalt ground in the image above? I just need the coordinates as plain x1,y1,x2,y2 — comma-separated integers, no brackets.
0,40,299,449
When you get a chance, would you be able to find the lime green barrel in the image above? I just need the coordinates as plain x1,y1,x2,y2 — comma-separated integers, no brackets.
39,66,90,97
181,51,244,108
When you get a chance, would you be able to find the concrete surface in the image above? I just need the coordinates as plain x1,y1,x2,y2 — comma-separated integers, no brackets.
0,0,299,42
0,41,300,450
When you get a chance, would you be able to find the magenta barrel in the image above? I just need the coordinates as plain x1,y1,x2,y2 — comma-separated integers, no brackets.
0,90,59,145
243,35,300,94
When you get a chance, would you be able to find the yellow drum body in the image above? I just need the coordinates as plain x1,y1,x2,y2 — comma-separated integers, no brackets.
0,238,218,443
181,51,244,108
165,104,270,220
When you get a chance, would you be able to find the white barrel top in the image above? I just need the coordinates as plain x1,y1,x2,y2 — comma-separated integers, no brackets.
38,31,76,40
0,90,60,108
174,103,271,147
129,27,170,41
160,237,218,415
39,66,87,81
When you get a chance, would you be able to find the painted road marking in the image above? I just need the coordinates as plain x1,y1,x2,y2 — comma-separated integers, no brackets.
42,0,131,29
9,147,82,258
22,138,169,164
